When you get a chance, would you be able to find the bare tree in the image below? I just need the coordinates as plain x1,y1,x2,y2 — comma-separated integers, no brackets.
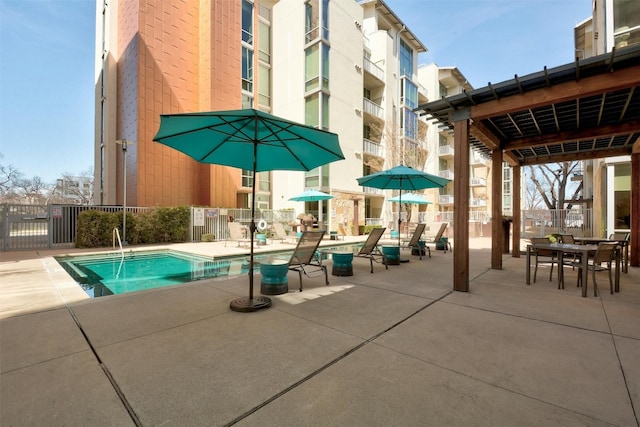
0,153,23,198
529,162,579,210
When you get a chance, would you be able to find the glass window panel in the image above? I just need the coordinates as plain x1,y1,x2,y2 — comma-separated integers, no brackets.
305,44,319,91
322,94,329,130
322,0,329,39
242,47,253,92
322,43,330,90
242,93,253,109
305,94,319,128
403,108,417,139
305,0,319,43
399,39,413,77
258,65,271,107
258,21,271,63
242,0,253,45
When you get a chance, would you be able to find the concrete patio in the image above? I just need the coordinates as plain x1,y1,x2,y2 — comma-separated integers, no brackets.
1,238,639,426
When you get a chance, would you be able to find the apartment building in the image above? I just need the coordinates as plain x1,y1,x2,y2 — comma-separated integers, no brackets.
573,0,638,236
95,0,478,233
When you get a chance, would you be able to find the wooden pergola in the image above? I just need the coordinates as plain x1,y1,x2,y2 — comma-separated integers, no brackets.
417,45,640,292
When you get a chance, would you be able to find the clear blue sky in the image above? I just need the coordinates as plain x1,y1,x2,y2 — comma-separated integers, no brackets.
0,0,592,184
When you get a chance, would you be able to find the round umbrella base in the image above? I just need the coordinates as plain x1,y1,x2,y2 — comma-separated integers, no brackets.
230,296,272,312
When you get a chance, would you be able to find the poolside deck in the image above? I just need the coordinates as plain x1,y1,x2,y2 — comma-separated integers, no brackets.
1,238,639,426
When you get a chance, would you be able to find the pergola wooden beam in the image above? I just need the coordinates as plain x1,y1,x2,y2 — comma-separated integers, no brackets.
470,67,640,120
513,146,635,166
503,120,640,150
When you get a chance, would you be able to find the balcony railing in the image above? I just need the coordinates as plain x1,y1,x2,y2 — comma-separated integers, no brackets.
363,138,385,158
438,145,455,157
363,98,384,120
363,57,384,82
470,199,487,207
470,177,486,186
439,170,455,180
471,153,490,166
439,195,454,205
363,187,384,195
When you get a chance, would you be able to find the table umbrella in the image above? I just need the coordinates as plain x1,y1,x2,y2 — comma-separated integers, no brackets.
154,109,344,312
357,165,449,249
289,190,333,227
288,190,333,202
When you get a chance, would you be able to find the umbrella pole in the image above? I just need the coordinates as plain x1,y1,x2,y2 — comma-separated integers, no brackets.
229,140,271,312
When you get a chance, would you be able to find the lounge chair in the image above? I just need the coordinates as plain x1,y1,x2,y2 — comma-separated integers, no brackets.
272,222,297,244
422,222,449,255
354,227,387,273
288,231,328,291
400,223,427,260
226,222,252,247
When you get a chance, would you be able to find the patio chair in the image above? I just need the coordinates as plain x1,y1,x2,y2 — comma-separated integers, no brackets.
226,222,252,247
530,236,556,283
272,222,297,244
571,242,618,296
558,233,579,269
288,231,328,292
422,222,449,254
354,227,388,273
400,223,427,260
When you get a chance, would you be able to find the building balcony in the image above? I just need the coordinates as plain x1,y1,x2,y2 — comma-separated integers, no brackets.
470,198,487,207
471,152,490,167
363,98,384,121
470,177,486,186
363,138,385,158
439,195,454,205
438,145,454,158
363,187,384,195
439,170,455,180
363,57,384,87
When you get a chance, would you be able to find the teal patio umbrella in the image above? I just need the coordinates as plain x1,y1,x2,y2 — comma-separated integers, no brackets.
357,165,449,249
289,190,333,202
289,190,334,227
154,109,344,312
389,193,432,239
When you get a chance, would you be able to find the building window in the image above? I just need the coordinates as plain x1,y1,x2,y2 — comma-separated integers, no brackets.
614,163,631,229
399,39,413,77
242,93,253,109
613,0,640,49
242,47,253,92
305,0,319,43
258,65,271,107
401,78,418,109
242,0,253,45
322,43,330,90
258,172,271,192
322,0,329,39
439,83,447,98
258,19,270,64
305,44,319,92
401,107,417,140
242,169,253,188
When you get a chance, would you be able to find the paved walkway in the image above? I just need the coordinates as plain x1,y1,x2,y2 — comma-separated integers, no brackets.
1,238,639,426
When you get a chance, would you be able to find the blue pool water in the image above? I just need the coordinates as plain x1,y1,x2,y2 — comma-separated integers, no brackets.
56,250,290,298
57,243,360,298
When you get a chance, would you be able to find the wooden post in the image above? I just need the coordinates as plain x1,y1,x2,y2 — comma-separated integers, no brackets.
631,151,639,267
453,118,470,292
512,165,521,258
491,149,503,269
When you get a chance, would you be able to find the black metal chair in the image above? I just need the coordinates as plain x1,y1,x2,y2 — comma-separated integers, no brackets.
354,227,387,273
288,231,328,292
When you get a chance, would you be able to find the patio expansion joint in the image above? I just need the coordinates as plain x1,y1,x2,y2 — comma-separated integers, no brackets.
224,291,453,426
64,304,143,427
598,297,640,425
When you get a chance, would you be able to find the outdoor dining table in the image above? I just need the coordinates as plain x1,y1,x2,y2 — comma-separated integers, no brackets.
574,236,629,273
525,242,620,297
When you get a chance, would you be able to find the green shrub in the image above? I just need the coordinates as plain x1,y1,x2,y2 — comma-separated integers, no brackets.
201,233,215,242
76,206,191,248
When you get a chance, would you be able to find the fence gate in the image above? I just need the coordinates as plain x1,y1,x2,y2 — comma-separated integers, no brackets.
1,204,50,251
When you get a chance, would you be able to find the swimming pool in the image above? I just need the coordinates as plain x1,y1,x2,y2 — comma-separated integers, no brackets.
56,250,291,298
56,243,359,298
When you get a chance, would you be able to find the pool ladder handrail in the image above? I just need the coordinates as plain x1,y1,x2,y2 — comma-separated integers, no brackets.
113,228,125,279
113,228,124,258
